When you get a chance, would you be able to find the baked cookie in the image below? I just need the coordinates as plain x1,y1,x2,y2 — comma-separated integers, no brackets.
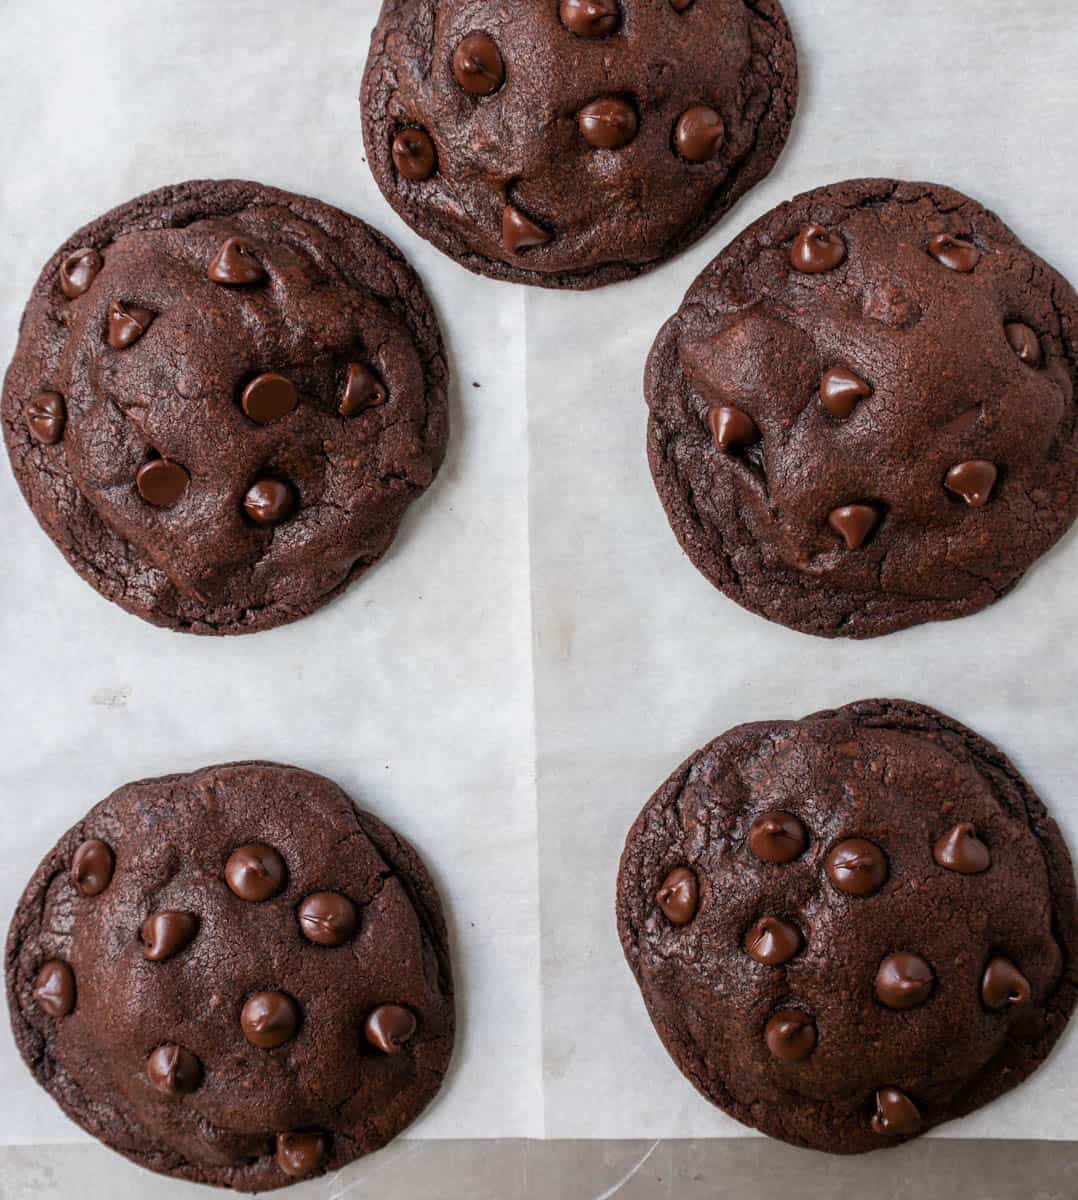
646,179,1078,637
361,0,797,289
6,763,454,1191
2,180,448,635
617,699,1077,1153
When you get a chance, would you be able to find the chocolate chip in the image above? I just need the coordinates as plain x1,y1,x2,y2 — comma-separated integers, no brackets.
675,106,724,163
669,0,695,9
503,206,552,256
136,459,190,508
559,0,620,37
981,956,1031,1011
656,866,699,926
242,373,298,424
71,839,114,897
60,248,103,299
765,1009,816,1062
297,892,357,947
875,953,935,1010
708,405,759,453
207,237,266,285
790,224,846,274
452,33,504,96
820,366,872,419
26,392,66,445
32,960,75,1018
826,838,888,897
392,128,437,180
748,812,807,864
340,363,386,416
147,1044,203,1095
225,843,286,901
928,233,980,273
1005,322,1042,367
276,1132,326,1179
141,912,199,962
365,1005,418,1054
934,822,991,874
744,917,801,965
241,991,300,1048
828,504,880,550
579,98,638,150
945,460,997,508
872,1087,922,1136
243,479,296,526
108,301,155,350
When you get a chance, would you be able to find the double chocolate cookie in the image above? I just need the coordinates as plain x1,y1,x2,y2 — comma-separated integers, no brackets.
646,179,1078,637
361,0,797,288
2,180,448,634
617,700,1077,1153
6,763,454,1191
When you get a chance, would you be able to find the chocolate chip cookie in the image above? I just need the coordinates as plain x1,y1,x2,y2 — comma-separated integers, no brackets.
361,0,797,288
6,763,454,1191
646,179,1078,637
617,699,1077,1153
2,180,448,634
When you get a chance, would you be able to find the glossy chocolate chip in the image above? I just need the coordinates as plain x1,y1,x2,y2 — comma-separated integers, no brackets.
71,839,114,897
60,248,103,299
981,957,1031,1010
945,460,997,508
559,0,620,37
748,812,807,864
675,106,724,163
141,912,199,962
876,953,935,1010
452,33,504,96
26,392,66,445
365,1005,418,1054
928,233,980,273
108,300,155,350
503,206,552,256
820,367,872,419
340,363,386,416
656,866,699,926
708,405,759,453
934,822,991,874
827,838,888,897
392,128,437,180
298,892,358,947
242,373,298,424
207,237,266,285
32,961,75,1018
872,1087,922,1136
579,98,638,149
828,504,880,550
276,1132,326,1179
147,1044,203,1095
765,1010,816,1062
243,479,296,526
790,225,846,274
136,459,189,508
225,843,286,901
744,917,802,965
1005,322,1042,367
241,991,300,1048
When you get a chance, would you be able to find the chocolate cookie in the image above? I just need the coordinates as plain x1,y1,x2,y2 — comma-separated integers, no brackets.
361,0,797,289
646,179,1078,637
2,180,448,634
617,699,1077,1153
6,763,454,1191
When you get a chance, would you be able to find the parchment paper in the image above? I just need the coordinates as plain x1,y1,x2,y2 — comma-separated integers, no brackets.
0,0,1075,1160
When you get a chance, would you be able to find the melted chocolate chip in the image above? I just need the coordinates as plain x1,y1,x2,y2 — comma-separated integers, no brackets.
32,960,75,1018
297,892,358,947
225,843,286,901
147,1044,203,1095
790,225,846,274
560,0,620,37
242,373,298,424
71,839,114,897
708,405,759,453
579,98,638,149
748,812,807,864
675,106,724,163
934,822,991,874
392,128,438,181
872,1087,922,1136
26,392,66,445
875,953,935,1010
503,206,552,256
1005,322,1042,367
656,866,699,926
340,363,386,416
828,504,880,550
820,366,872,419
141,912,199,962
765,1009,816,1062
108,301,155,350
243,479,296,526
744,917,801,965
365,1005,418,1054
452,33,504,96
928,233,980,273
136,459,190,508
276,1132,326,1179
207,237,266,285
945,460,998,508
241,991,300,1048
60,248,103,299
826,838,888,897
981,957,1031,1010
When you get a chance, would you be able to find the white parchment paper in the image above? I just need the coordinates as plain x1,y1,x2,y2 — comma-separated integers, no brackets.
0,0,1075,1171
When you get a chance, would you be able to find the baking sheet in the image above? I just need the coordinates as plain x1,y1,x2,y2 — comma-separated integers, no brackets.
0,0,1075,1163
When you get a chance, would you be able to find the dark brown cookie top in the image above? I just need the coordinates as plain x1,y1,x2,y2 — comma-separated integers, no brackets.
617,700,1077,1154
646,179,1078,637
361,0,797,289
5,763,454,1192
2,180,449,635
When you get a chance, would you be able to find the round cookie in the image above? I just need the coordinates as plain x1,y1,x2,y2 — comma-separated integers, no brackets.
361,0,797,289
617,699,1077,1153
2,180,449,634
646,179,1078,637
5,763,454,1192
